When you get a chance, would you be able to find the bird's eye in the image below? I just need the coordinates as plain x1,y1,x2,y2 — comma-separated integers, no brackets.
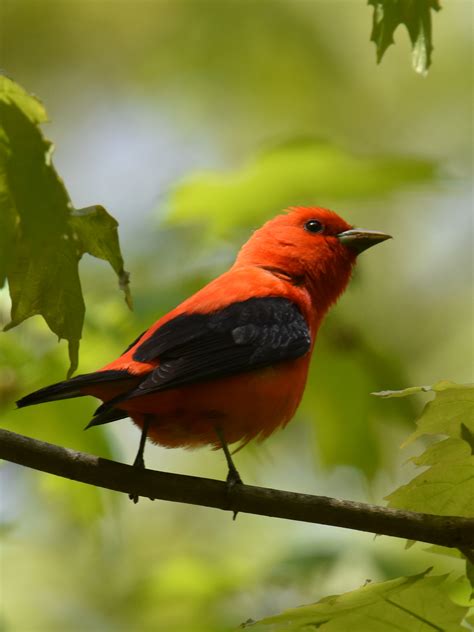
304,219,324,234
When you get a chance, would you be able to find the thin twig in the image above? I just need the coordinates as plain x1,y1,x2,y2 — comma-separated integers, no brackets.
0,428,473,549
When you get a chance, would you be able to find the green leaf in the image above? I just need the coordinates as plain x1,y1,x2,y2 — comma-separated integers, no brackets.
70,206,132,310
379,383,474,518
373,384,434,398
243,570,467,631
0,76,130,375
373,381,474,445
369,0,441,75
373,380,473,400
167,139,435,237
386,439,474,517
411,437,471,466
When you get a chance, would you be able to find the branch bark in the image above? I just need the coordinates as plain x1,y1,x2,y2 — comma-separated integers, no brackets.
1,428,473,549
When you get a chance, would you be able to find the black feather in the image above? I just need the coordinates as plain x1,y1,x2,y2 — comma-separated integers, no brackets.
85,407,129,429
17,370,132,408
111,297,311,405
25,298,311,426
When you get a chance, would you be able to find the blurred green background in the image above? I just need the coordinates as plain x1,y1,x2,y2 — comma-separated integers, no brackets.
0,1,472,630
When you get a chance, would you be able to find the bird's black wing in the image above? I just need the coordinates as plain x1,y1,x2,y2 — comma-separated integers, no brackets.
125,296,311,400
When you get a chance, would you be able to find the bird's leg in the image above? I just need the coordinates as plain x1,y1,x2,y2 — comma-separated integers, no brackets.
129,414,152,503
214,426,243,487
132,415,151,469
214,426,243,520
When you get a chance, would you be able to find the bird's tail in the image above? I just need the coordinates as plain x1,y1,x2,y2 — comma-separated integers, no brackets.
16,370,132,408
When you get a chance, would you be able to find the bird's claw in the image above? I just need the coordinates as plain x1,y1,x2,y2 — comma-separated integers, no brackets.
132,454,145,469
225,467,243,520
129,491,140,504
128,453,146,503
226,467,243,488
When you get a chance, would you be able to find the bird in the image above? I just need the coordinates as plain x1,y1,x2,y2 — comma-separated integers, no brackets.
17,207,390,498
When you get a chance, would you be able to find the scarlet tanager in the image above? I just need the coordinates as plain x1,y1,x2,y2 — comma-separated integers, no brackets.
17,207,390,491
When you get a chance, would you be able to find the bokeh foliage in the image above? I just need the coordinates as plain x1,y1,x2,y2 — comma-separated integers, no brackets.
168,139,435,237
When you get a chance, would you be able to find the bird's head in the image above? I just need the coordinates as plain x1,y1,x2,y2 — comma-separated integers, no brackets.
235,206,391,312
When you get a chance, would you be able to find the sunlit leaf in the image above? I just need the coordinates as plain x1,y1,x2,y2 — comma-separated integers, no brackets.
373,380,472,399
374,381,474,444
386,439,473,517
373,384,433,398
369,0,441,75
168,140,435,237
243,570,467,631
379,382,474,518
0,76,130,375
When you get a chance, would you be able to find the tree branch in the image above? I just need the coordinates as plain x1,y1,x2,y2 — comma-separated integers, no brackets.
1,428,473,549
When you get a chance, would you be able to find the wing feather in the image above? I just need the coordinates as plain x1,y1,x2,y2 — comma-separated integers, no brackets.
126,297,310,399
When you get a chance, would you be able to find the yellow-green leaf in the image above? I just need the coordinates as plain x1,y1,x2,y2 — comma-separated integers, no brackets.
243,570,467,631
386,440,474,517
373,381,474,444
380,383,474,518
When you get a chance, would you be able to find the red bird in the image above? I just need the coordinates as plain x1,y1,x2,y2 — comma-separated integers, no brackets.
17,207,390,494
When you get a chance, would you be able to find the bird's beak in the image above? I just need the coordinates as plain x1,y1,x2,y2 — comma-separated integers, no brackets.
337,229,392,254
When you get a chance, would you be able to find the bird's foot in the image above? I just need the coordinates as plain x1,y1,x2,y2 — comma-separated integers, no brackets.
132,452,145,470
226,466,243,488
129,454,145,504
129,415,154,503
226,466,243,520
